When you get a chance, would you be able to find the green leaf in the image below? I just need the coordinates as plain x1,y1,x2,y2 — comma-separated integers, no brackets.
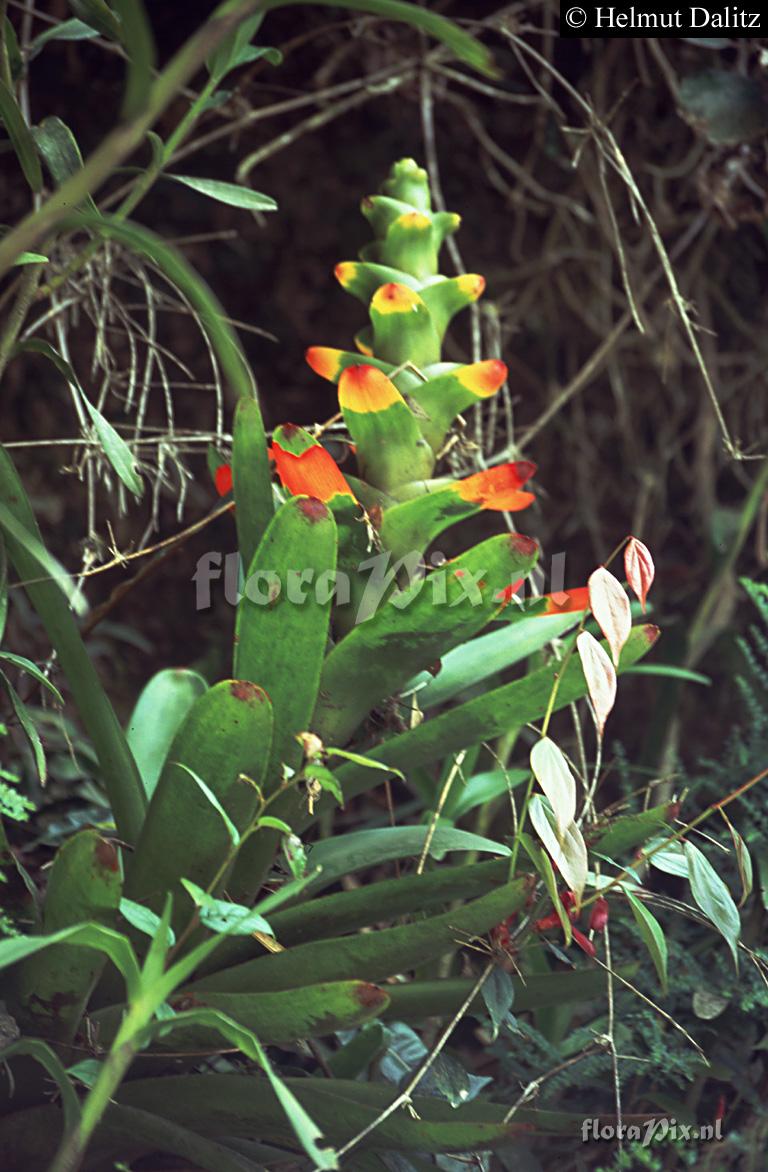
68,0,122,41
2,16,23,81
29,18,99,57
325,625,660,812
0,672,47,784
206,11,267,83
180,879,272,936
13,830,122,1041
520,831,572,946
120,898,175,945
31,117,98,213
191,878,528,995
12,251,48,265
448,768,529,821
96,979,389,1049
306,826,509,894
646,837,689,878
327,746,404,779
623,664,711,685
79,390,144,496
232,495,336,810
0,922,140,1000
0,79,43,191
383,966,639,1022
116,1074,588,1155
305,762,343,806
0,495,84,619
624,889,668,995
230,43,282,68
0,651,64,703
168,174,277,211
0,534,7,643
137,1010,340,1168
176,763,241,848
414,612,582,710
11,337,142,496
328,1022,387,1079
1,1039,81,1131
685,841,741,969
723,818,753,907
313,532,539,744
262,0,498,78
126,667,208,798
591,803,677,858
0,446,146,845
482,967,515,1041
255,815,292,834
264,859,509,948
126,680,273,933
0,1101,263,1172
232,394,274,576
111,0,156,118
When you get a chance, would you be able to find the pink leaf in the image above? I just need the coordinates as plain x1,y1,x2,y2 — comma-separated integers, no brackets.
530,737,577,839
576,630,617,737
624,537,655,612
588,566,631,667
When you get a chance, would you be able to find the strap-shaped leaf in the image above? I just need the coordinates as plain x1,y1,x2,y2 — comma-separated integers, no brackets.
234,496,337,784
126,668,208,799
13,831,122,1042
313,532,539,744
329,624,660,807
126,680,273,931
232,394,274,571
191,878,529,994
0,79,42,192
93,979,389,1049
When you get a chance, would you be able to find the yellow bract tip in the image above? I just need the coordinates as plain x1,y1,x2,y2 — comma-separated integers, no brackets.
396,211,431,231
339,365,402,413
371,282,422,316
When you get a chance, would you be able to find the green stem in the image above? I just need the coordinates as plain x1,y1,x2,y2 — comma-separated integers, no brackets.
0,260,42,379
0,0,13,91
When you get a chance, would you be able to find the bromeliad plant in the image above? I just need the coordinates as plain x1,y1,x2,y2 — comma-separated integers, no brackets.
0,144,754,1170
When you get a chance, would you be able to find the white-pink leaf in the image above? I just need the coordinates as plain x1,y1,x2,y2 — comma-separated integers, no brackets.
529,795,587,905
576,630,617,737
530,737,576,840
588,566,631,667
624,537,655,612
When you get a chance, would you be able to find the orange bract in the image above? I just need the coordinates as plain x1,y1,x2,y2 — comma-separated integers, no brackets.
272,442,353,502
543,587,591,615
455,462,536,511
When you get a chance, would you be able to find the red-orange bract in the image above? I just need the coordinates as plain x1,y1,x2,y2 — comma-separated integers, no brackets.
215,464,233,497
272,438,354,503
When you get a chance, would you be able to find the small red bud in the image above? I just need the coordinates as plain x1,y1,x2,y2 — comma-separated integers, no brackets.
572,927,596,958
588,897,609,934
